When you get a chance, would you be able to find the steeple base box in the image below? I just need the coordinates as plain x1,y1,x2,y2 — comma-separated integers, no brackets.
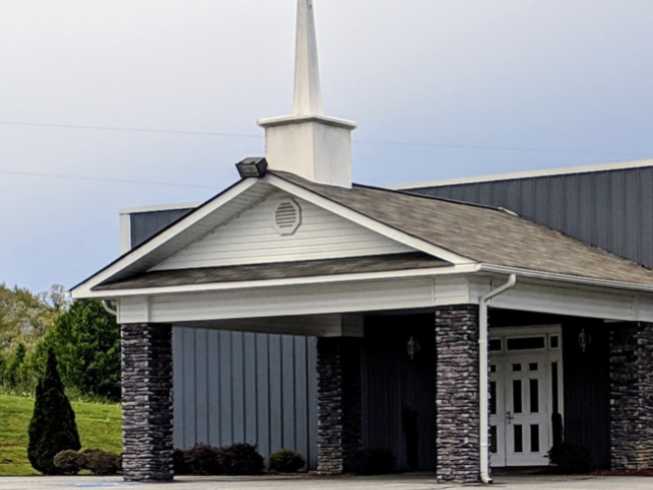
259,114,356,188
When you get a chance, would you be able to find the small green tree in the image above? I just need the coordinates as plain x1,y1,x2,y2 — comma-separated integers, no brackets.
45,299,120,401
27,350,81,474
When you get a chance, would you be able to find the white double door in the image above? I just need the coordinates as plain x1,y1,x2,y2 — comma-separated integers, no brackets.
489,327,563,467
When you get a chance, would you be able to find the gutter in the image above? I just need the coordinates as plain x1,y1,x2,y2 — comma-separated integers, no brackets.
479,264,653,294
479,273,517,484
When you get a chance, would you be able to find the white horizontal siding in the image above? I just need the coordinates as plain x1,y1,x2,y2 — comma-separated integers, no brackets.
152,191,411,270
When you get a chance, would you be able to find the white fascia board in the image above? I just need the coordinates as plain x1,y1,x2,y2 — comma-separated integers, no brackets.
120,202,199,215
396,159,653,190
265,174,474,266
479,264,653,294
72,263,481,299
71,178,259,297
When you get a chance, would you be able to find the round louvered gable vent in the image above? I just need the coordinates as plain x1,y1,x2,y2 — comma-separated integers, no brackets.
274,199,302,236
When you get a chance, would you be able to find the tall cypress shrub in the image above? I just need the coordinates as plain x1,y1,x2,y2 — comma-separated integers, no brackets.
27,350,81,474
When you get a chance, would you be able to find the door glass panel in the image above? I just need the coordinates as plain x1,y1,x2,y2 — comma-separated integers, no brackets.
530,379,539,413
514,425,523,453
552,362,559,413
530,424,540,452
490,381,497,415
507,337,546,350
490,425,497,453
513,380,522,413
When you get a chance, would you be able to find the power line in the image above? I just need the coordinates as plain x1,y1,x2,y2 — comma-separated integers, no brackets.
0,120,260,140
0,119,611,154
0,169,217,190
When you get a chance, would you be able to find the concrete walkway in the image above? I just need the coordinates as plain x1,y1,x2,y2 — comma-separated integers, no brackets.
0,474,651,490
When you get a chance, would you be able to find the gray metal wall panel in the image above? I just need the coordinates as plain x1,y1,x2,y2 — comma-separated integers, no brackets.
413,167,653,269
130,209,192,248
172,327,318,468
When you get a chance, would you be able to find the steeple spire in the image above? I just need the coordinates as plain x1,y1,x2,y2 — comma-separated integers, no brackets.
258,0,356,188
293,0,323,115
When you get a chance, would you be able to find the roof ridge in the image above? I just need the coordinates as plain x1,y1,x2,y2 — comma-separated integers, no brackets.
350,181,512,214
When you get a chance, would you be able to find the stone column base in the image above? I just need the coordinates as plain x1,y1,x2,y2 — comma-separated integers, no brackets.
121,323,174,481
316,337,362,474
609,323,653,470
435,305,481,484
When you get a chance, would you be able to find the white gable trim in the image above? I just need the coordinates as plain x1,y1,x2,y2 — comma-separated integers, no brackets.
72,175,478,299
151,190,413,271
265,174,473,266
71,178,259,297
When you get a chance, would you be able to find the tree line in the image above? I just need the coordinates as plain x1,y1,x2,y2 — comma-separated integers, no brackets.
0,284,120,402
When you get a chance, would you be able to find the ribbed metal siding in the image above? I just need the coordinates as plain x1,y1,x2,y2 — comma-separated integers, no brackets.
412,167,653,268
130,209,191,248
172,328,318,466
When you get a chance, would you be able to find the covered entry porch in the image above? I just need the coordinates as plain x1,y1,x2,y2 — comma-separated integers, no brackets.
112,269,653,483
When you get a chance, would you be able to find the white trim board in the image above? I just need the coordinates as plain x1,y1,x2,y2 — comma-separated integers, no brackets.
73,175,477,299
72,178,261,297
120,202,198,215
395,158,653,190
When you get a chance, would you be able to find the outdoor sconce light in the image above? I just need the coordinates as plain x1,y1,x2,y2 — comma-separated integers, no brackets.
236,157,268,178
406,336,421,361
578,328,591,353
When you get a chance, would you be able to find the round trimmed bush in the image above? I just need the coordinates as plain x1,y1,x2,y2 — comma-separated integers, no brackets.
53,450,83,475
80,448,121,476
184,445,222,475
269,449,305,473
217,443,264,475
548,443,592,474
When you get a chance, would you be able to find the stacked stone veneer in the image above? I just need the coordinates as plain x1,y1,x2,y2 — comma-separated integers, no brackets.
316,337,362,474
609,323,653,470
435,305,481,484
121,324,174,481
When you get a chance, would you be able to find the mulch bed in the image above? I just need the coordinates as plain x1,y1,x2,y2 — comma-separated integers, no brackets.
593,469,653,477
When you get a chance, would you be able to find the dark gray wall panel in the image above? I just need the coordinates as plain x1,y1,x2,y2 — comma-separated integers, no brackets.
130,208,192,248
413,167,653,269
172,327,318,468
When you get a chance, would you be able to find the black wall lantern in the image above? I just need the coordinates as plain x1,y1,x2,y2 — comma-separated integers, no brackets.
406,336,422,361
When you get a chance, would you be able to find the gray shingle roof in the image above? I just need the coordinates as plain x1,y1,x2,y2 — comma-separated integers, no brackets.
95,253,446,291
272,171,653,286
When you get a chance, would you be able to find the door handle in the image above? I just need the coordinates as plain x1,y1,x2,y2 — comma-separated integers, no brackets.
506,411,514,424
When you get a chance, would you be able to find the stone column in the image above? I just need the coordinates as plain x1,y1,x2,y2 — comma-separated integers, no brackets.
121,323,174,481
316,337,362,474
435,305,481,484
609,323,653,470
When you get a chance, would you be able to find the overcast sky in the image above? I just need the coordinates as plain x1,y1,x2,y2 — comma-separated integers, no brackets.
2,0,652,292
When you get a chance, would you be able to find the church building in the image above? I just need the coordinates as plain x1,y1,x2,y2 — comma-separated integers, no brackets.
72,0,653,484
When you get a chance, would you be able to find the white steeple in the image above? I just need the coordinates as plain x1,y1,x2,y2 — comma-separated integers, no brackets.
293,0,323,115
258,0,357,188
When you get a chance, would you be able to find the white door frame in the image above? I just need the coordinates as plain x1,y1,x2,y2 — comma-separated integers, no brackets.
488,325,564,467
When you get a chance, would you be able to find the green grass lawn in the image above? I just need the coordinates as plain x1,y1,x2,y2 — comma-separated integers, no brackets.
0,393,122,476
